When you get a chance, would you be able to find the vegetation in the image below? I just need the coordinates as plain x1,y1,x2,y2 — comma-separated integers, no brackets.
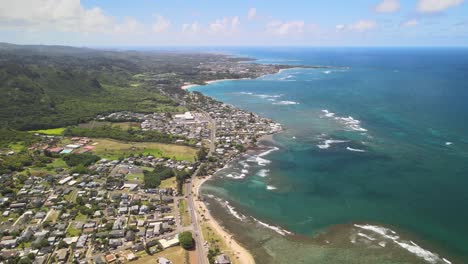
0,128,38,149
30,127,66,135
62,153,100,167
178,231,194,250
64,125,185,145
143,165,175,188
0,152,52,174
179,199,191,227
91,139,197,161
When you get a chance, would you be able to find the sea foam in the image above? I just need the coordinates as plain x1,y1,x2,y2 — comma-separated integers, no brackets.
321,109,368,132
346,147,366,152
257,169,270,177
252,217,293,236
317,139,349,149
224,201,246,221
354,224,449,264
273,100,300,105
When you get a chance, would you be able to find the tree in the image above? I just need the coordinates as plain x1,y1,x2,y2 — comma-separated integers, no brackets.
179,231,194,249
196,147,208,161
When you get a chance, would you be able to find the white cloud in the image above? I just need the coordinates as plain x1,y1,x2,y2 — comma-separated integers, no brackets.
152,15,171,33
401,19,419,27
417,0,464,13
248,8,257,20
266,20,305,35
114,17,145,34
182,22,201,34
0,0,114,33
375,0,401,13
337,20,377,32
209,16,240,34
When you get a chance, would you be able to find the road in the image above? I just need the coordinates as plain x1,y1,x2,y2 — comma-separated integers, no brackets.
184,112,216,264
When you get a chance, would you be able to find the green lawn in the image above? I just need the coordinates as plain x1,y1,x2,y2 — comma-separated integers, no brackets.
8,142,25,152
91,139,197,161
75,213,88,222
126,173,144,183
67,225,82,237
160,176,177,189
179,199,191,227
30,127,66,135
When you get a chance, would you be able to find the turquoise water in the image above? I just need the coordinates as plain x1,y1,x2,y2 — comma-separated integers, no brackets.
191,48,468,263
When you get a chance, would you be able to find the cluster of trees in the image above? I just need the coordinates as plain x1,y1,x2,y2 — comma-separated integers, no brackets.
179,231,194,249
62,153,100,167
143,165,175,188
196,147,208,161
64,125,187,145
0,128,37,148
0,43,183,130
0,153,52,174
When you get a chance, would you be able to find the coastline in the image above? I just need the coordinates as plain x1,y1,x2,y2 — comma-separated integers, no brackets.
193,175,256,264
180,64,287,264
182,78,251,90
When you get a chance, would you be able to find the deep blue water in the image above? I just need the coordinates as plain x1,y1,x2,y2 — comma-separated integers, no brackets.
191,48,468,263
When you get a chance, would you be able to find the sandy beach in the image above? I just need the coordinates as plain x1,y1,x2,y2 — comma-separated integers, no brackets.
193,176,256,264
181,78,251,90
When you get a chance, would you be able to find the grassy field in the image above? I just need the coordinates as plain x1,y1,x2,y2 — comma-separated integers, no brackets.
45,209,60,223
67,225,82,237
30,127,66,135
126,172,144,183
8,142,25,152
78,121,141,130
179,199,191,227
131,246,188,264
91,139,197,161
201,222,239,264
160,176,177,189
48,158,67,169
75,213,88,222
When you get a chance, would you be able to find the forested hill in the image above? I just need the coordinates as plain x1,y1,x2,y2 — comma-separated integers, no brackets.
0,43,287,130
0,43,175,130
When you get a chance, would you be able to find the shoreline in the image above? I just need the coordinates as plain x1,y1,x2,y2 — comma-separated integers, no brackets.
181,78,251,90
193,175,256,264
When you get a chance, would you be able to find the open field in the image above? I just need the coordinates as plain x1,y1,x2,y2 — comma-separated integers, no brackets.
160,176,177,189
201,222,240,264
126,172,144,183
45,209,60,223
67,225,82,237
179,199,191,227
30,127,66,135
91,139,197,161
78,121,141,130
131,246,188,264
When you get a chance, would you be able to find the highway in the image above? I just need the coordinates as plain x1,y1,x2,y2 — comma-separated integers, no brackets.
185,112,216,264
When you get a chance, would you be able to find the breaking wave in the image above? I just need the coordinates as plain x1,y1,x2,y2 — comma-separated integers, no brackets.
321,109,368,132
354,224,450,264
346,147,366,152
252,217,293,236
273,100,300,105
317,139,349,149
257,169,270,177
225,201,246,221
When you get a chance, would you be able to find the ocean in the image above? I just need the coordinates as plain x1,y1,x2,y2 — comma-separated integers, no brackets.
189,47,468,264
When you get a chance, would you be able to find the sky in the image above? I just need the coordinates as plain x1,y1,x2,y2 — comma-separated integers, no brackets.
0,0,468,47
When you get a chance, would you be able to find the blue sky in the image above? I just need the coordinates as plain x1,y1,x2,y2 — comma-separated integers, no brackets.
1,0,468,46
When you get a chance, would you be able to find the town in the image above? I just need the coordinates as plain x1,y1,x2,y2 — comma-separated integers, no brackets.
0,92,281,264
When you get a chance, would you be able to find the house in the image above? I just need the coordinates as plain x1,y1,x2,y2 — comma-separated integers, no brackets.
158,257,172,264
0,238,18,248
215,254,231,264
109,230,125,238
109,239,122,248
55,248,69,263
